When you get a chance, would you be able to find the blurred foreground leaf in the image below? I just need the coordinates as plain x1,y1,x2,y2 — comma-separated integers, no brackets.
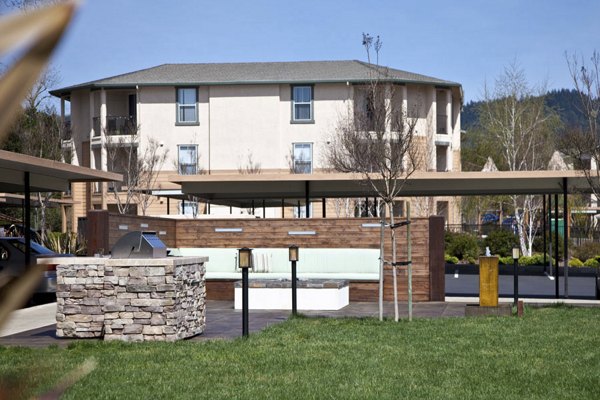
0,1,77,142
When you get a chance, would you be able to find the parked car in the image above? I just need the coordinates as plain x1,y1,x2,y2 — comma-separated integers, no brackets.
481,213,499,224
0,237,72,293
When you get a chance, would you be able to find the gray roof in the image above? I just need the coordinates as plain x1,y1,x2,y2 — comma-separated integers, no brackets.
50,60,461,97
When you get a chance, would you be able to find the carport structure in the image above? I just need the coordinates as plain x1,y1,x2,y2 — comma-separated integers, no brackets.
0,150,121,265
172,169,597,299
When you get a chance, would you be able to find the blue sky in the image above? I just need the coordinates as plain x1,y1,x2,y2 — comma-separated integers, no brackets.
45,0,600,103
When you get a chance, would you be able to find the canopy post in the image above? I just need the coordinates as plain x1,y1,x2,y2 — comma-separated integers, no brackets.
24,171,31,267
563,178,569,298
554,194,559,299
305,181,310,218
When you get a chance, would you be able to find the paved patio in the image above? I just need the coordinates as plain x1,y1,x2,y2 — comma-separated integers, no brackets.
0,300,466,348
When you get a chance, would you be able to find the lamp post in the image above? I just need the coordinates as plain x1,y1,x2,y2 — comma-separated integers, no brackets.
289,245,299,316
512,247,520,306
238,247,253,337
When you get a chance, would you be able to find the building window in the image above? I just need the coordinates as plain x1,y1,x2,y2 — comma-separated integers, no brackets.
293,143,312,174
178,145,198,175
436,201,449,224
176,88,198,124
436,145,448,172
292,86,313,122
180,200,198,216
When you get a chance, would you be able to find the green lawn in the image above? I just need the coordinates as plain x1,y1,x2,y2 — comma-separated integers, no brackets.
1,305,599,399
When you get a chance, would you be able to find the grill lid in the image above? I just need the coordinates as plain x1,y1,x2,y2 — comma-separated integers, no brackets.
111,231,167,259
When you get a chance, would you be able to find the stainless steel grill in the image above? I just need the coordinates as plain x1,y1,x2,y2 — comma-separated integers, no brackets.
111,231,167,259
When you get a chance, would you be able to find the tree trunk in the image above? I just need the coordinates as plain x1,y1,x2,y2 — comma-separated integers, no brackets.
389,202,399,322
379,204,385,321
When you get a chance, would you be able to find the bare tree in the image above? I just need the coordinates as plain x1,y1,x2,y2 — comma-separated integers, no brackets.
104,130,168,215
237,151,262,174
478,62,558,256
561,51,600,200
135,138,169,216
326,34,419,321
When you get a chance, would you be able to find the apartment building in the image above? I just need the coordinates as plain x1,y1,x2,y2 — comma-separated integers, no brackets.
51,61,462,228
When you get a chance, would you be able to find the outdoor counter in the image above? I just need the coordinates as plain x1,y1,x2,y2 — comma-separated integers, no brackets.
38,256,207,342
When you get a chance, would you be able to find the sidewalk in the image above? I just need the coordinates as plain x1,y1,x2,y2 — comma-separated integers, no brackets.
0,300,465,348
445,296,600,306
0,303,57,337
1,299,598,348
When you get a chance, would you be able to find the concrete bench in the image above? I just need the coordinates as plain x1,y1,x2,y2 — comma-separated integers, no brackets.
234,279,349,310
169,247,380,281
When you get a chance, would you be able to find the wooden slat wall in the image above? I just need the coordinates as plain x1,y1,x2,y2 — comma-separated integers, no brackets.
177,217,434,302
107,213,177,248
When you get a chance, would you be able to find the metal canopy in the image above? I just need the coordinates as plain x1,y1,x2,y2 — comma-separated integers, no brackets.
170,170,594,206
0,150,121,192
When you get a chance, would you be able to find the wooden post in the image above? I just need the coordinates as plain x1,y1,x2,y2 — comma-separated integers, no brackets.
86,210,109,256
479,256,499,307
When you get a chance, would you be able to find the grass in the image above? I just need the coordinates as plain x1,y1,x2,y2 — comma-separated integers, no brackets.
1,306,599,399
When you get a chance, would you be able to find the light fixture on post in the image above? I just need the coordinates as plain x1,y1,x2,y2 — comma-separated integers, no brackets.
512,247,520,306
289,245,299,316
238,247,253,337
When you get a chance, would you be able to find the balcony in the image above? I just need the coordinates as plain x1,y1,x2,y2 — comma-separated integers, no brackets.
436,114,448,134
93,116,137,137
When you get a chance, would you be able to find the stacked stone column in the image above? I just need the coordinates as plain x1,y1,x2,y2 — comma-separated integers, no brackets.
51,257,206,342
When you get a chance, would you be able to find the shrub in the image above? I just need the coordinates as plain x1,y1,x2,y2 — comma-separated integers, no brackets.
43,231,86,255
445,254,459,264
530,253,547,265
533,233,565,259
517,254,547,266
519,255,536,266
583,258,599,268
572,241,600,262
499,256,513,265
483,230,519,257
568,258,584,267
445,231,480,261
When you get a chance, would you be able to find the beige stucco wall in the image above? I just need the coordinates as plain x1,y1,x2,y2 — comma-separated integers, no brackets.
132,83,352,173
65,80,462,221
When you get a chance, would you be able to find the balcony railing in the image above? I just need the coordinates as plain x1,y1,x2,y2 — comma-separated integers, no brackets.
93,116,137,137
437,114,448,134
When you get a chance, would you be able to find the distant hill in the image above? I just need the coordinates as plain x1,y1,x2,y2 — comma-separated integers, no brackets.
462,88,588,131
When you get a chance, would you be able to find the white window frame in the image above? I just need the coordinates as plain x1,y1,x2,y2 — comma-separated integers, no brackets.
293,142,312,174
178,144,198,175
176,87,198,125
291,85,313,122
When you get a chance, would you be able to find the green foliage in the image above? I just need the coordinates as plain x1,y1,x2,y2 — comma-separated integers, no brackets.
499,256,513,265
533,232,565,260
43,232,86,255
444,254,459,264
483,229,519,257
583,258,599,268
2,308,600,399
518,253,547,266
463,89,588,135
445,231,480,261
572,241,600,262
568,258,584,267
